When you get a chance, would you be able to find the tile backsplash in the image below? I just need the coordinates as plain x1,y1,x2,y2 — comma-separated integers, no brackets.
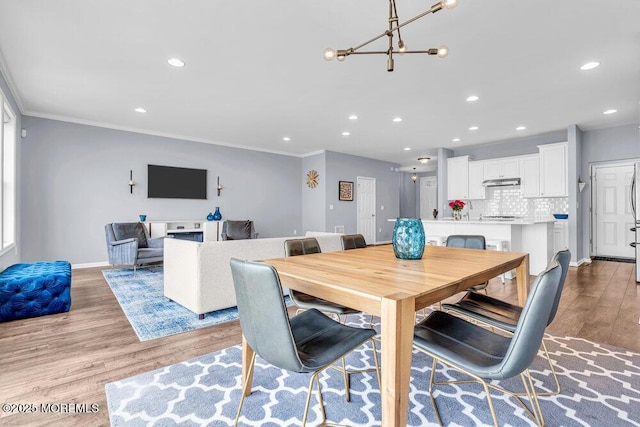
468,187,568,218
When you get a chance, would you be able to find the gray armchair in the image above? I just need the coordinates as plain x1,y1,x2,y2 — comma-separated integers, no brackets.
105,222,164,274
221,220,258,240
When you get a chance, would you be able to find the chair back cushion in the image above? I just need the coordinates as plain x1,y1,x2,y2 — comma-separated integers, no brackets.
230,258,303,372
111,222,148,248
446,235,486,250
284,238,321,256
499,262,562,378
341,234,367,250
224,220,253,240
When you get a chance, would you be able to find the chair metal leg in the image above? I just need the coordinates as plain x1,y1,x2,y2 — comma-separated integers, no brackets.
234,353,256,427
302,371,327,427
417,346,546,427
341,356,350,402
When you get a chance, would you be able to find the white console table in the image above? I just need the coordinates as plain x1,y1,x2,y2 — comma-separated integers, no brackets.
144,220,223,242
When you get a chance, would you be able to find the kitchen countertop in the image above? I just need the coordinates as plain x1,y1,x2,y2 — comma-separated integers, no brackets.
388,218,557,225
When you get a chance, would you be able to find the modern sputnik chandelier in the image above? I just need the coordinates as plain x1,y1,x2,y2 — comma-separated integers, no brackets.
323,0,458,72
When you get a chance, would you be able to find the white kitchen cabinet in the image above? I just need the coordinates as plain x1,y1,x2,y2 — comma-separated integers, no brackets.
447,156,469,200
539,142,568,197
483,157,520,180
468,161,486,199
554,220,569,253
520,154,540,198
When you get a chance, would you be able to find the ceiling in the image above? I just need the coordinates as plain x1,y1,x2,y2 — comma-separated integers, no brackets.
0,0,638,171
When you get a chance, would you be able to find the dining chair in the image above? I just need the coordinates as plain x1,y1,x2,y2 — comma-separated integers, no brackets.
340,233,367,250
229,258,380,427
413,261,563,426
445,235,489,293
284,238,360,322
441,249,571,396
284,237,373,402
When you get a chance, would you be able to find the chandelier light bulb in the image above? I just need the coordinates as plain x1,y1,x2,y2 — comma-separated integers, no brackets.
437,45,449,58
398,40,407,53
443,0,458,9
323,48,336,61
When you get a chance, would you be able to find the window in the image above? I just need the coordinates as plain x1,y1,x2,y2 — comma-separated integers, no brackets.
0,92,16,252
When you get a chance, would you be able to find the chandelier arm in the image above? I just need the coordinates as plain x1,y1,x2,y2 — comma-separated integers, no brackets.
348,50,438,55
391,0,404,47
344,1,443,55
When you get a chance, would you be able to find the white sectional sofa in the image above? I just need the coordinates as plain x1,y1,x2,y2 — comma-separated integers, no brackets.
163,232,344,318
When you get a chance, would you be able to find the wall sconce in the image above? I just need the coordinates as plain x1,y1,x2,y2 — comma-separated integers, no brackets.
129,170,135,194
217,176,223,196
417,157,431,164
411,168,418,183
578,177,586,192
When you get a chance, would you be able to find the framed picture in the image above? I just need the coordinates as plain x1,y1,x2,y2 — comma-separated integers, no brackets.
338,181,354,201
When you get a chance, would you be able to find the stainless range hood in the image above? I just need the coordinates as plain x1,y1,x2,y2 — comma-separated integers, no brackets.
482,178,521,187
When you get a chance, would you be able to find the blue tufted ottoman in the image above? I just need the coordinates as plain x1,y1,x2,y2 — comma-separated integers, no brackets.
0,261,72,322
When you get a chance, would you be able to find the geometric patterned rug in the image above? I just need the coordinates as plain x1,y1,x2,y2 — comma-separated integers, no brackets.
105,313,640,426
102,266,240,342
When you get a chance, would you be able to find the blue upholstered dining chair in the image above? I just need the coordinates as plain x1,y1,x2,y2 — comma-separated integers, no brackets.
445,234,490,293
340,233,368,250
284,238,360,322
442,249,572,395
229,258,380,426
104,222,164,275
413,261,563,426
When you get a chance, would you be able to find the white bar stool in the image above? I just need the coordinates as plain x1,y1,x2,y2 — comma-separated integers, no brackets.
486,239,512,282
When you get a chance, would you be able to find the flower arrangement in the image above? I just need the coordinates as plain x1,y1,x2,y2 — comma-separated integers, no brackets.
448,199,465,212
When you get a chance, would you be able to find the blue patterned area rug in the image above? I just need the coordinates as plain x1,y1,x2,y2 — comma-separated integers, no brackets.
105,313,640,426
102,266,239,341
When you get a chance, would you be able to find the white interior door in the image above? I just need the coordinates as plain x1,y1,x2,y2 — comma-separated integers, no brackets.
420,176,437,219
357,177,376,244
593,164,635,258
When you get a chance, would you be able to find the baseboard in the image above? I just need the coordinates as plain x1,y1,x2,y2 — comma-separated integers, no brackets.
570,258,592,267
72,261,110,269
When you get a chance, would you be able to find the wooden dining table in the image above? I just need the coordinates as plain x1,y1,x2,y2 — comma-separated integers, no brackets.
243,244,529,427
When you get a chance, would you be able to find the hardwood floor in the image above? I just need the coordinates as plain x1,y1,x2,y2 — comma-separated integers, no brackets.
0,260,638,426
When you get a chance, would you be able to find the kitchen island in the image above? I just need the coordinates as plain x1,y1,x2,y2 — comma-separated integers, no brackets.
389,218,555,275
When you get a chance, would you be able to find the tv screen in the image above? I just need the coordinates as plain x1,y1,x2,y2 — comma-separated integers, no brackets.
147,164,207,199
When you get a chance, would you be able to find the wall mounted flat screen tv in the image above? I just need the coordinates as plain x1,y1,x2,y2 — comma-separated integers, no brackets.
147,164,207,199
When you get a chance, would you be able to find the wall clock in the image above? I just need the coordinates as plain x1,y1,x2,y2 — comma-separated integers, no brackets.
306,170,319,188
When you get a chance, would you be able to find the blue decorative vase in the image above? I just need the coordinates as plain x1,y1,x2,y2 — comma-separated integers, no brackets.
212,207,222,221
392,218,425,260
206,212,214,221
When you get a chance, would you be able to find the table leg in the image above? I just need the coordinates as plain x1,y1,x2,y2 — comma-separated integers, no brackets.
380,295,415,427
515,255,530,306
241,335,254,396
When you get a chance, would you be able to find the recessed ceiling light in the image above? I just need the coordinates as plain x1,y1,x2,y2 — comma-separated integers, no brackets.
466,95,479,102
134,107,147,113
452,138,460,142
282,137,291,142
469,126,479,131
580,61,600,71
404,147,411,151
348,114,358,120
342,131,351,136
516,126,526,131
603,109,618,115
393,117,403,123
168,58,185,67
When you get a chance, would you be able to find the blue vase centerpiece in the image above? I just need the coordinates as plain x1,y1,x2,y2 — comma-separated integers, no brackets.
212,207,222,221
206,212,214,221
392,218,425,260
